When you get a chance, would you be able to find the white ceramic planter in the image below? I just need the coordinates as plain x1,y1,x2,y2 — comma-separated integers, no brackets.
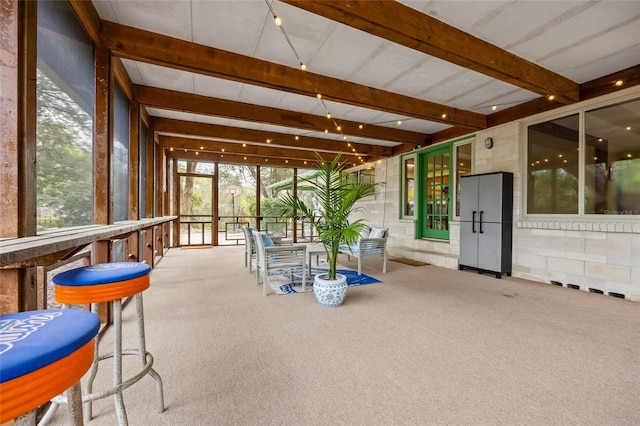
313,273,348,307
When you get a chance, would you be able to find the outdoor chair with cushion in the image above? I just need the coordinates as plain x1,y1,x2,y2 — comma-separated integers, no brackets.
338,225,388,275
242,226,256,272
252,230,307,296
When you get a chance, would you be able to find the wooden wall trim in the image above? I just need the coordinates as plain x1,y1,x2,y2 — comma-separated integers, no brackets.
94,46,110,229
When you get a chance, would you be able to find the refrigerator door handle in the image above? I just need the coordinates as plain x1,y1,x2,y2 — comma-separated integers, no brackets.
479,211,484,234
472,211,476,233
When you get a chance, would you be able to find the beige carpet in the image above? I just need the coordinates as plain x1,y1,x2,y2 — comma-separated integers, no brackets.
48,246,640,425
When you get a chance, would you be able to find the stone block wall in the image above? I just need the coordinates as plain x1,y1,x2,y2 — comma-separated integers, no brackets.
354,114,640,301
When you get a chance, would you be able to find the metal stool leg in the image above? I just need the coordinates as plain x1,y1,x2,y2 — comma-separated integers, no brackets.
135,293,165,413
83,303,100,423
113,299,129,426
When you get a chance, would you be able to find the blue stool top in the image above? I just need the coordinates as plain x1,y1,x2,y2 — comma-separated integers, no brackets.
53,262,151,286
0,309,100,383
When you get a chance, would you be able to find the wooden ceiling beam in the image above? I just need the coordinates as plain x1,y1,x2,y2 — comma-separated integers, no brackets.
102,21,485,129
151,117,393,157
136,85,422,148
282,0,579,104
158,135,365,164
166,149,326,169
579,64,640,101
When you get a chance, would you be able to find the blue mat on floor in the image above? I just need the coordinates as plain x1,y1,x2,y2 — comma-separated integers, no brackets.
269,266,381,295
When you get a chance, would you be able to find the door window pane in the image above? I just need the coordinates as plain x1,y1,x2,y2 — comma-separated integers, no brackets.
423,149,450,237
527,114,579,214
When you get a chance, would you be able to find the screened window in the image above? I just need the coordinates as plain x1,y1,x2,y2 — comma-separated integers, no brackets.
112,81,130,222
139,122,147,218
36,0,95,229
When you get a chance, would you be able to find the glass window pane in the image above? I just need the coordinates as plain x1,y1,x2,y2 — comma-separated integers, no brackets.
455,144,472,216
585,98,640,215
360,167,375,185
403,157,415,217
36,0,94,229
527,114,579,214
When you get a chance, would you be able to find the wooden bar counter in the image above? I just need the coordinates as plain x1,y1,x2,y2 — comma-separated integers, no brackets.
0,217,177,269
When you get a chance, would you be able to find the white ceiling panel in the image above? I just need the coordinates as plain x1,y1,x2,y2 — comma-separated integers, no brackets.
193,74,244,101
191,1,267,57
131,62,194,92
95,0,638,163
94,0,192,41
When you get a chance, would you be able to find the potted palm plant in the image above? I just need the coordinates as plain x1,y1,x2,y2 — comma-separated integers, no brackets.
278,154,377,307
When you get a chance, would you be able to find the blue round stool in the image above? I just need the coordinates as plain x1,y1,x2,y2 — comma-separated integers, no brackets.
44,262,164,425
0,309,99,425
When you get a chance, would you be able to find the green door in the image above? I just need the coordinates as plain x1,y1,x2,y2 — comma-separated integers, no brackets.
419,146,451,240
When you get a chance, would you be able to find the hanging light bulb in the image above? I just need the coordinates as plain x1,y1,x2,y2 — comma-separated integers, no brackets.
491,105,497,111
326,112,331,119
397,120,402,125
317,93,322,99
300,63,307,71
358,124,363,129
274,15,282,26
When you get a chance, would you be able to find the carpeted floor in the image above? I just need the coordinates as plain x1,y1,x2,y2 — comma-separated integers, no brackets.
48,246,640,426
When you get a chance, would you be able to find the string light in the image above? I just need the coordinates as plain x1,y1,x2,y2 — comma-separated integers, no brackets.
266,0,369,162
547,94,555,101
615,80,623,86
491,105,497,111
